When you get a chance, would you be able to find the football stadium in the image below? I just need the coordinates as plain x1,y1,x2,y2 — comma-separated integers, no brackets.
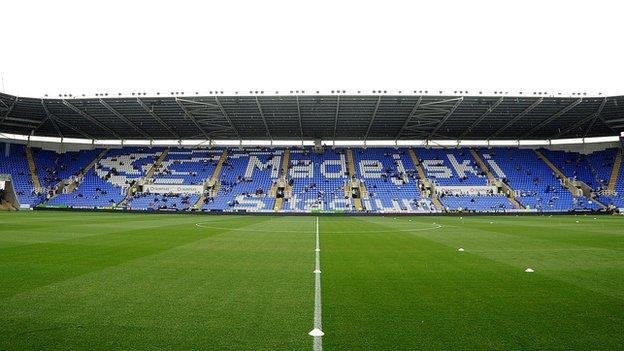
0,91,623,350
2,1,624,350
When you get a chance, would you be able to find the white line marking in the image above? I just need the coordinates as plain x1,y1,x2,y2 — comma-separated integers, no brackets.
191,218,240,228
195,222,442,233
308,216,324,350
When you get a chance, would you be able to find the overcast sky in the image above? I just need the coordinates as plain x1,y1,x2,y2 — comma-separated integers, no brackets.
0,0,622,98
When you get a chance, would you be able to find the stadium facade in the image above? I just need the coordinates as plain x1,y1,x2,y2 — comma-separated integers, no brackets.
0,92,623,214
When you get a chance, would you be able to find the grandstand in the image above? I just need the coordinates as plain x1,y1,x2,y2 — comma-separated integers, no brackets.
3,142,624,213
1,91,624,351
1,92,624,214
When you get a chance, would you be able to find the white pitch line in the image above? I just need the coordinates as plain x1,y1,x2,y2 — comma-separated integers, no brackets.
195,222,442,233
308,216,324,350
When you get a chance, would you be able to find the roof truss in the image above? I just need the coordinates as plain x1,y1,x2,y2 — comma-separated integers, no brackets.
459,97,504,138
488,98,544,139
332,97,341,140
254,97,272,140
99,99,151,139
364,96,382,140
520,98,583,138
62,99,121,139
0,93,621,141
136,98,179,138
0,97,17,126
175,98,241,139
41,100,92,139
396,97,463,139
551,98,607,138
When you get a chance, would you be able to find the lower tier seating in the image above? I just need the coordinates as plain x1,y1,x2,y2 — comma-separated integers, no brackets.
1,143,621,213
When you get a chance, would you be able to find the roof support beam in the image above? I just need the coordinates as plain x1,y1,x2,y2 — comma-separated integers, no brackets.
41,100,92,139
296,96,303,139
584,99,612,137
1,94,622,141
364,96,382,140
174,98,211,139
488,98,544,139
99,99,151,139
175,98,220,108
598,118,618,134
395,96,423,140
136,98,179,138
0,97,17,125
597,99,619,134
35,108,64,138
48,117,63,138
62,100,121,139
34,100,63,137
0,97,10,109
520,98,583,138
214,97,241,140
172,99,237,138
605,117,624,124
459,97,504,138
550,98,606,138
254,97,272,140
428,97,463,138
333,96,341,140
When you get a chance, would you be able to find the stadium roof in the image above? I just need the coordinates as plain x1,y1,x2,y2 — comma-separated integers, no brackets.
1,92,623,141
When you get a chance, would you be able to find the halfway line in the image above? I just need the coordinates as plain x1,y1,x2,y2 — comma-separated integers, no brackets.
308,216,324,350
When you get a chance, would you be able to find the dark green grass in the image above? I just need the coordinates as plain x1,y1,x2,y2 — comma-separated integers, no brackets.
0,212,623,350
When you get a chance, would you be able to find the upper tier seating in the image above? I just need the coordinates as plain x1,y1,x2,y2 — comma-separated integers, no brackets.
417,148,488,186
284,148,353,212
353,148,429,213
202,149,278,212
96,147,164,189
0,144,43,205
152,149,221,185
585,148,624,208
416,147,515,211
540,149,598,189
479,148,599,211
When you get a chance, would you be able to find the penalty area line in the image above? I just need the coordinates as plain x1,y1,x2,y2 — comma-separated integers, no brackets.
308,216,324,350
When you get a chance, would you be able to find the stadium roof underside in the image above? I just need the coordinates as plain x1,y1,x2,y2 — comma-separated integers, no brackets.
1,92,623,141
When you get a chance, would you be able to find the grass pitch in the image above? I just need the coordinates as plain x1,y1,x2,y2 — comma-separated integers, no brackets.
0,211,623,350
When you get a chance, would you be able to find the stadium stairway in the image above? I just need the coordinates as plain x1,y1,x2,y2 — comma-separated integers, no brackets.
345,149,363,211
535,150,581,195
346,148,357,176
408,148,444,211
0,200,17,211
535,149,607,209
273,195,283,212
469,149,496,183
271,178,292,211
194,149,228,209
470,149,524,209
146,148,169,179
281,149,291,176
25,147,42,191
273,149,292,212
118,148,170,207
49,149,109,200
79,149,109,178
607,148,623,193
